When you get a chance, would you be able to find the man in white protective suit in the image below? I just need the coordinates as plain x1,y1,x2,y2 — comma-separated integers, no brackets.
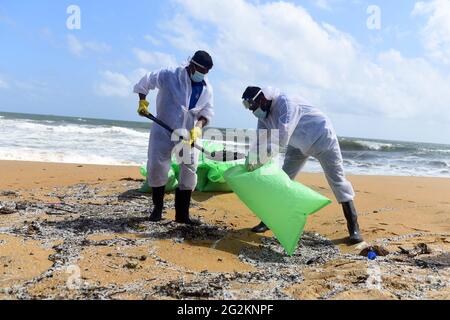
242,86,364,244
134,51,214,225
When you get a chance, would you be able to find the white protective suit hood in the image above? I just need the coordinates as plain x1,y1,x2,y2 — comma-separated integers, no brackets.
261,86,281,102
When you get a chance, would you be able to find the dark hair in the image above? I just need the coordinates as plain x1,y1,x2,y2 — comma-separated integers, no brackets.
192,50,214,70
242,86,262,100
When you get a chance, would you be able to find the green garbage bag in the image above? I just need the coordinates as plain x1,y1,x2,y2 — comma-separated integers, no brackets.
224,162,332,255
196,156,244,192
139,164,179,193
139,140,246,193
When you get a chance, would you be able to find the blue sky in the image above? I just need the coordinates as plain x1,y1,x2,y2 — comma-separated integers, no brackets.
1,0,450,144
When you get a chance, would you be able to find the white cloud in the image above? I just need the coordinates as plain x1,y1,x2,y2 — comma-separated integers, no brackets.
161,0,450,123
144,35,162,46
0,77,8,89
413,0,450,65
96,71,133,98
160,14,211,53
0,14,15,27
312,0,332,10
0,74,50,96
310,0,358,11
67,34,84,56
84,41,111,53
67,34,111,57
132,48,177,68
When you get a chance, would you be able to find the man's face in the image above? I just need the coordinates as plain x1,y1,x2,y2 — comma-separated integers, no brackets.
243,92,264,111
189,63,209,75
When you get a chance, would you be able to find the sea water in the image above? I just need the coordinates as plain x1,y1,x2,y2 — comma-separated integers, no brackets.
0,112,449,177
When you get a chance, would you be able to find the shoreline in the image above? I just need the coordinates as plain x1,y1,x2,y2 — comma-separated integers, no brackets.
1,159,449,179
0,160,449,300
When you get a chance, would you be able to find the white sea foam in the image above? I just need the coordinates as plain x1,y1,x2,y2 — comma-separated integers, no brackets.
0,117,148,166
2,120,147,138
354,140,393,151
0,147,141,166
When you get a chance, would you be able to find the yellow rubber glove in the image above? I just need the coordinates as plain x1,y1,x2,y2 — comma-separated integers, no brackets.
187,127,202,146
137,100,149,116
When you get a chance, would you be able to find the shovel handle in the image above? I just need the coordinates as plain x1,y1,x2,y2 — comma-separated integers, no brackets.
142,113,206,152
141,112,243,162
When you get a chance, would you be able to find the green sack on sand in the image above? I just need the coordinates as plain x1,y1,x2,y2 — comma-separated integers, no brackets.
139,141,245,193
224,162,332,256
139,164,179,193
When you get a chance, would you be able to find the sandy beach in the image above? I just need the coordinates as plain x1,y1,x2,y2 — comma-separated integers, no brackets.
0,160,449,300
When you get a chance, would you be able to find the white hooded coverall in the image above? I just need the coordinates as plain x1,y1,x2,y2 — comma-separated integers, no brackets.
133,67,214,191
256,87,355,203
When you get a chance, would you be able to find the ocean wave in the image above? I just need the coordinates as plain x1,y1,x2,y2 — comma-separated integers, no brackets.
416,148,450,156
1,119,148,138
339,139,414,152
0,147,142,166
428,160,449,168
50,125,148,138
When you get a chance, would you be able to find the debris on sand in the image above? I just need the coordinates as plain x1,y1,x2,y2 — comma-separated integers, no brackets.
1,180,448,300
360,245,390,257
415,253,449,270
119,178,145,182
0,191,18,197
399,243,433,257
0,202,17,215
154,271,302,300
240,233,339,268
123,261,140,270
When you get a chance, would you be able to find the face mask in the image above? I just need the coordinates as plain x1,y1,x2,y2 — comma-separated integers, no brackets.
253,107,268,119
190,71,205,83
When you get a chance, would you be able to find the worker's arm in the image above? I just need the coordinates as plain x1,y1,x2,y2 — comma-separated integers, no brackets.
273,100,295,151
134,70,168,117
133,69,168,96
197,86,214,127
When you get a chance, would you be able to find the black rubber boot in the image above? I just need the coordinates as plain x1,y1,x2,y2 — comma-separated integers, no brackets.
342,201,364,244
251,221,270,233
149,186,165,222
175,189,201,226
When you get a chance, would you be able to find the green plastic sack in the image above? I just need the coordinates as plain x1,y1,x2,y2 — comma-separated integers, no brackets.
196,157,244,192
224,162,332,255
139,164,179,193
138,140,245,193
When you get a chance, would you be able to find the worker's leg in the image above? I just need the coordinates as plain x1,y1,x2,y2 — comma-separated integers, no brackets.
147,129,173,221
147,129,173,188
282,145,310,180
316,143,355,203
176,146,200,225
316,142,363,243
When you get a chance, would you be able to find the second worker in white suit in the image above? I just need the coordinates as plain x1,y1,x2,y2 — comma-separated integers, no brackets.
242,86,363,244
134,51,214,225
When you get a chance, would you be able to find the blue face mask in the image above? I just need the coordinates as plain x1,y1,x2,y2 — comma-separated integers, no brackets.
253,107,268,119
190,71,205,83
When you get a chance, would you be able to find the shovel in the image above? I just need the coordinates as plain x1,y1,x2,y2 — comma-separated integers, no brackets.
142,113,245,162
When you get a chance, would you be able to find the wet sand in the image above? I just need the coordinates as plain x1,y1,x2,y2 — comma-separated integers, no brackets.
0,160,449,300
